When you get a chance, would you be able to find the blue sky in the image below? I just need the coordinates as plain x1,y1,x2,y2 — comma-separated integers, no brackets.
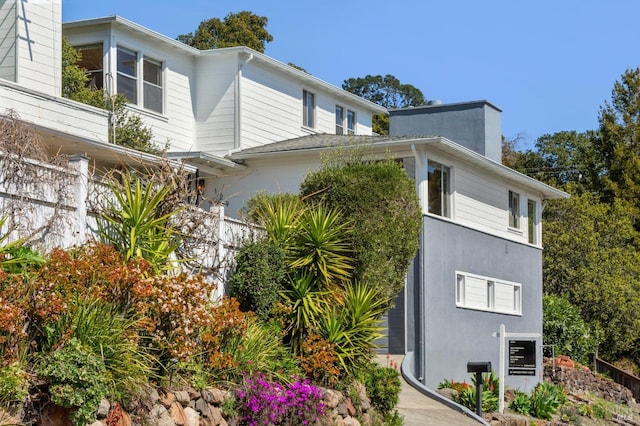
62,1,639,150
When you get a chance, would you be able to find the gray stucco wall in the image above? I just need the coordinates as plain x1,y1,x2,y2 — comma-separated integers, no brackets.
419,216,543,392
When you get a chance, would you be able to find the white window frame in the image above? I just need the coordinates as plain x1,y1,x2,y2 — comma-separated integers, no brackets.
427,160,451,218
75,43,104,90
508,190,520,229
116,46,138,104
455,271,522,316
303,89,315,128
527,199,538,245
142,57,163,114
116,46,165,114
335,105,344,135
347,109,356,135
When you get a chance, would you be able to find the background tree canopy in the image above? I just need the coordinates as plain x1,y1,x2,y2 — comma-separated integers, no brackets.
342,74,427,136
177,11,273,52
508,67,640,366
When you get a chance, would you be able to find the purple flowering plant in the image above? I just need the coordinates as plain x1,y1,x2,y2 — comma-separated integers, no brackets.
236,373,325,425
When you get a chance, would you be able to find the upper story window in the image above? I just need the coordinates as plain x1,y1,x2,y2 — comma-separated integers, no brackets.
335,105,344,135
347,110,356,135
76,44,104,90
303,89,315,128
456,271,522,315
509,190,520,229
117,46,137,104
115,46,164,114
428,160,450,217
143,58,163,113
528,199,538,244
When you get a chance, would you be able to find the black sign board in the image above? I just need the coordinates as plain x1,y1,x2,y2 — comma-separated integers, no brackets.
508,340,536,375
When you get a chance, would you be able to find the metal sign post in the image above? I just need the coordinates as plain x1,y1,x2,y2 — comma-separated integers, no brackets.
493,324,541,413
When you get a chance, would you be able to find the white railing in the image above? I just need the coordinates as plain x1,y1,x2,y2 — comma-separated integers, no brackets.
0,155,255,293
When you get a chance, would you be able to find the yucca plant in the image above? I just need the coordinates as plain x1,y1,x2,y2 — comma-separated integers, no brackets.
98,169,184,271
317,282,387,374
289,205,354,287
248,193,302,247
281,271,331,354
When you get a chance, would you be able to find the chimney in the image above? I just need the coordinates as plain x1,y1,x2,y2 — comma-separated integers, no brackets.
389,100,503,163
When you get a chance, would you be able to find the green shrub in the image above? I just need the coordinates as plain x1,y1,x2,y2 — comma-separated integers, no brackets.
227,239,287,320
0,362,28,404
543,294,601,364
454,387,499,413
300,157,422,305
509,390,531,416
37,338,110,426
41,298,154,401
530,381,567,420
360,364,401,415
453,371,500,413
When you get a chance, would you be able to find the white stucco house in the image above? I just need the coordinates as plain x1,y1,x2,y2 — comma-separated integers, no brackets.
0,0,568,399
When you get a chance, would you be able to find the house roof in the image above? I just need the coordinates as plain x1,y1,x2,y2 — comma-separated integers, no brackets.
227,134,569,200
62,16,388,115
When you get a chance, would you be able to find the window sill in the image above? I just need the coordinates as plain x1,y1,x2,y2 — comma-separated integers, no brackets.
507,226,523,236
300,125,318,134
125,104,169,122
455,304,522,317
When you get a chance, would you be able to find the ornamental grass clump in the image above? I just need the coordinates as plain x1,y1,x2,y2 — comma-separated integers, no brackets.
236,373,325,425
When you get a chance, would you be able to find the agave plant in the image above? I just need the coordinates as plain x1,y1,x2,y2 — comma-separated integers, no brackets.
97,169,184,271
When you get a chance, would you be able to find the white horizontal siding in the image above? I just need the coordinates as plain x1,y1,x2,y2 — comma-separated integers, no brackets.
426,149,538,245
16,0,61,96
0,80,109,143
210,153,323,219
240,62,308,148
195,55,237,155
0,0,16,82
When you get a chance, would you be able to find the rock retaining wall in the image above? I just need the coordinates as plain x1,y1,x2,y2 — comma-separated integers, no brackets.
544,357,634,404
35,383,377,426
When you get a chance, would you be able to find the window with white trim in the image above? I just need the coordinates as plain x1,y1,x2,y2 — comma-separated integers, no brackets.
509,190,520,228
428,160,450,217
117,46,137,104
347,110,356,135
76,44,104,90
335,105,344,135
303,89,315,128
456,271,522,315
527,199,538,244
143,58,163,113
116,46,164,114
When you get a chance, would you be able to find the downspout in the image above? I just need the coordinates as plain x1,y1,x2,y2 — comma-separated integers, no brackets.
411,144,426,383
235,53,254,150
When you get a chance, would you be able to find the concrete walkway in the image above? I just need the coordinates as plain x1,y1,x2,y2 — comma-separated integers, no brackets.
377,355,483,426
